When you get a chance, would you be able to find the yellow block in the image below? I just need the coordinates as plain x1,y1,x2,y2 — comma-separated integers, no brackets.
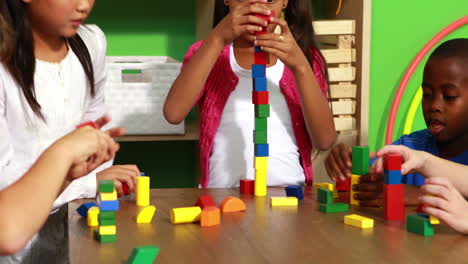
99,225,117,235
136,176,150,206
136,205,156,224
254,156,268,171
255,168,267,197
87,206,99,227
171,207,202,224
100,189,117,201
344,214,374,229
430,215,440,225
270,197,298,207
314,182,334,192
350,174,360,205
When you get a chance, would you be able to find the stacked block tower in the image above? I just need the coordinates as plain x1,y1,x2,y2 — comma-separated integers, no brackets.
383,154,405,220
252,12,274,197
350,146,369,205
94,180,119,243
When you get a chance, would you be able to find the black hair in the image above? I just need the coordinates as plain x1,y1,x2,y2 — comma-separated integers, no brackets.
1,0,95,120
429,38,468,62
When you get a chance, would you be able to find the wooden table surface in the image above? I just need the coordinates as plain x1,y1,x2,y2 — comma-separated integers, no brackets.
68,187,468,264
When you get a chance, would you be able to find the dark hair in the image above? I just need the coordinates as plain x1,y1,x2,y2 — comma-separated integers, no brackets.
212,0,328,79
1,0,95,120
429,38,468,62
0,13,13,62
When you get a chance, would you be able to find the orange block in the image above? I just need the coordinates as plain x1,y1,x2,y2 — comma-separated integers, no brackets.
220,197,246,213
200,207,220,227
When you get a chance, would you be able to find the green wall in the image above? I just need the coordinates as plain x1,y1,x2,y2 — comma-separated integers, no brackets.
369,1,468,150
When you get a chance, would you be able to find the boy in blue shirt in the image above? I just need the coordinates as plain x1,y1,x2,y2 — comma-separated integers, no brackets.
325,38,468,206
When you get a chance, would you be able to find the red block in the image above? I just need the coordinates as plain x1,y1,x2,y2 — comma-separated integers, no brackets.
195,195,217,209
336,177,350,191
117,183,130,198
76,120,97,129
252,91,269,105
384,154,402,171
255,10,275,22
254,51,269,65
416,203,427,213
240,179,254,194
383,184,405,221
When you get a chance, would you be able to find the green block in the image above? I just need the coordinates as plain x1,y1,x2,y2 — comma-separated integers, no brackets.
317,188,333,204
254,130,267,144
406,215,434,236
94,230,117,243
99,211,116,219
319,203,349,213
352,146,370,175
255,117,267,131
99,215,116,226
127,245,160,264
255,104,270,118
99,180,115,193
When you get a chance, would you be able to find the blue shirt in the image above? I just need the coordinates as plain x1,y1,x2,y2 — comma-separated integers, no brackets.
374,129,468,186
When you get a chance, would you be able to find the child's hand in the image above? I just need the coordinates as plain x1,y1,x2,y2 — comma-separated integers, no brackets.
420,177,468,234
325,143,352,182
254,17,308,72
374,145,428,175
352,173,383,207
96,165,140,197
213,0,271,45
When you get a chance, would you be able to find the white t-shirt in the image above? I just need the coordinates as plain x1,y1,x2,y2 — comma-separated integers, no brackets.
208,44,305,188
0,25,108,263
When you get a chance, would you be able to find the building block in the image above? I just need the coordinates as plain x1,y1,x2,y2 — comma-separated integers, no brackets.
87,206,100,227
285,185,304,200
430,215,440,225
344,214,374,229
94,230,116,243
255,104,270,118
406,214,434,236
416,203,426,213
240,179,255,194
220,197,247,212
270,197,298,207
383,184,405,221
194,195,217,209
252,91,269,105
336,177,350,191
255,117,267,131
314,183,334,192
255,46,262,52
136,205,156,224
200,207,220,227
384,154,402,171
171,207,202,224
255,144,269,157
253,77,267,92
254,156,268,170
99,212,116,226
126,246,160,264
100,189,117,201
350,174,360,205
319,203,349,213
77,202,97,217
99,180,114,193
317,188,333,204
254,51,269,65
414,174,426,186
352,146,369,175
253,130,267,144
384,169,403,185
136,176,150,206
99,225,117,235
98,197,120,212
417,203,440,224
76,120,98,129
255,168,267,197
252,64,266,78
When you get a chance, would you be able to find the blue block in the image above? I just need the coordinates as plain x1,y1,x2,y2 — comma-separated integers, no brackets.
253,77,267,91
405,174,414,185
252,64,266,78
417,212,429,219
99,199,119,212
76,202,97,217
255,46,262,52
384,170,403,185
285,185,304,200
414,174,426,186
140,172,146,176
255,144,269,157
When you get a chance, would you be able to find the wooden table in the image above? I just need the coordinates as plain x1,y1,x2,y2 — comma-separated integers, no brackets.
69,188,468,264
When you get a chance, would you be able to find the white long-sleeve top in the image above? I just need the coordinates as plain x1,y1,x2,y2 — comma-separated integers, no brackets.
0,25,108,263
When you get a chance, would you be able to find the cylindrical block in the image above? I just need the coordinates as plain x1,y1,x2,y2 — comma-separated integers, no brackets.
136,176,150,206
171,207,202,224
255,169,267,196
